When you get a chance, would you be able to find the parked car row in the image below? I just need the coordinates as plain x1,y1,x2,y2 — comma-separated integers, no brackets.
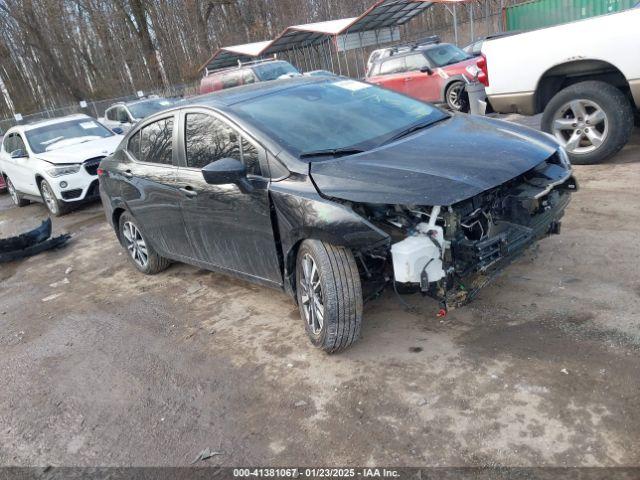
3,9,637,353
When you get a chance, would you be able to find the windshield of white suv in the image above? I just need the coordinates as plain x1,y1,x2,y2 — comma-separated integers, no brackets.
26,119,114,154
252,62,300,81
233,79,447,157
423,44,471,67
127,99,175,120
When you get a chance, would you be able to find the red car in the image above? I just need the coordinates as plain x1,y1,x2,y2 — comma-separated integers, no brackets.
366,43,478,111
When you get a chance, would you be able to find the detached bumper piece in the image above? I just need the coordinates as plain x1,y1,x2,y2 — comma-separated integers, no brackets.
0,218,71,263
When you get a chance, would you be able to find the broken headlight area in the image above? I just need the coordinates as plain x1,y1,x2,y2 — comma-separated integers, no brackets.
352,156,577,309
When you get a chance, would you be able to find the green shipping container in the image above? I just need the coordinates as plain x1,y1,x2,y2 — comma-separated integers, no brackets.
505,0,637,31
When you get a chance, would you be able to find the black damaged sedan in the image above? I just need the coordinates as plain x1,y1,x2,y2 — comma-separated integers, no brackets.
99,76,577,353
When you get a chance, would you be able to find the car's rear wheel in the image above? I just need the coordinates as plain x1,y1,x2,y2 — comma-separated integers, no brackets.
39,179,68,216
541,81,634,165
445,81,467,112
6,177,29,207
295,239,362,353
118,212,170,275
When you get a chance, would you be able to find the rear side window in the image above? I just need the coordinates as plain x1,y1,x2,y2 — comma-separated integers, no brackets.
106,108,116,121
379,57,406,75
222,71,242,89
242,69,257,85
405,53,429,71
184,113,261,176
128,117,174,165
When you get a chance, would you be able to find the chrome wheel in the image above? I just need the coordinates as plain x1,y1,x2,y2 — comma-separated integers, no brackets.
40,181,58,215
299,253,324,335
447,82,465,111
122,221,149,269
7,178,18,205
551,99,608,155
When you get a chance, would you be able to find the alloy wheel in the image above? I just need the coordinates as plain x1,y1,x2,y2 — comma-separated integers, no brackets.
40,181,58,215
551,99,608,155
299,253,324,335
447,83,465,111
122,221,149,269
7,178,18,206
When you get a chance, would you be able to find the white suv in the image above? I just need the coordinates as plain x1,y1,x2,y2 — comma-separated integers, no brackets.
0,114,122,216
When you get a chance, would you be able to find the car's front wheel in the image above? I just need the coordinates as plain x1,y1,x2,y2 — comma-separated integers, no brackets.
118,212,171,275
6,176,29,207
541,81,634,165
39,179,68,216
295,239,363,353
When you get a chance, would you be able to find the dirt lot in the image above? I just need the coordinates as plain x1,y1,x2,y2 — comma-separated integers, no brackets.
0,121,639,468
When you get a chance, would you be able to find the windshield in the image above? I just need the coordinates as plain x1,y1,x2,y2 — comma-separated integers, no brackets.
424,44,471,67
26,119,113,154
127,99,174,120
233,79,447,157
253,62,300,81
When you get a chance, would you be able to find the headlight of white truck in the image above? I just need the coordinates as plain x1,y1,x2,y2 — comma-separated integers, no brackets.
46,164,81,177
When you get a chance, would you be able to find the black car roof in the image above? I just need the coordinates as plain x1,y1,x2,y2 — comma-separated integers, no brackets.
181,76,331,109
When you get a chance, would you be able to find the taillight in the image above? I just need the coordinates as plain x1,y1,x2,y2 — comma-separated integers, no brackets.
97,168,106,177
477,54,489,87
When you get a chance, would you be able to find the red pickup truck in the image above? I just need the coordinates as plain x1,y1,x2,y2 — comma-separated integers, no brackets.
366,43,478,111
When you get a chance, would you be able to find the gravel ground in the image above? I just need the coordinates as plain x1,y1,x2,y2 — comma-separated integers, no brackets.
0,121,639,467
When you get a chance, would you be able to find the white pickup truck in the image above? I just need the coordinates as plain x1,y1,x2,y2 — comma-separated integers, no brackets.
480,8,640,164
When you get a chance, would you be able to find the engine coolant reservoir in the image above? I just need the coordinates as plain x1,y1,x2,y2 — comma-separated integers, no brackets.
391,224,445,284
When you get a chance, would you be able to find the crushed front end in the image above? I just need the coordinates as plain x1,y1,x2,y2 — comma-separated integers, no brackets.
353,152,577,309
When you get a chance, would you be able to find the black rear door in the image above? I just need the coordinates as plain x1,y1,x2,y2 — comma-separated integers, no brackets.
119,113,194,259
174,108,282,285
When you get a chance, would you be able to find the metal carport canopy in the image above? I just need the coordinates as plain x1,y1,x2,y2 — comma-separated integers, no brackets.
201,0,474,73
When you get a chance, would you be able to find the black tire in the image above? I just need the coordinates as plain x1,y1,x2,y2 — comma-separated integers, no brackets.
541,81,634,165
39,179,69,216
445,81,467,112
5,176,29,207
295,239,363,353
118,211,171,275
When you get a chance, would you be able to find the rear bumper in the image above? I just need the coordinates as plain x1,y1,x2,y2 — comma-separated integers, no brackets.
486,91,536,115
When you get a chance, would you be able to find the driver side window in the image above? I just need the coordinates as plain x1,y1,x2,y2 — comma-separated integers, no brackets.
117,107,130,123
12,135,26,156
184,113,262,176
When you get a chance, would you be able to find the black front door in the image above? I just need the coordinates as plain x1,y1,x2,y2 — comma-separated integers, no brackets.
119,114,194,260
175,109,282,285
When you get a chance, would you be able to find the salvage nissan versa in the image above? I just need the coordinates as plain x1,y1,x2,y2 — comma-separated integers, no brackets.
98,76,577,353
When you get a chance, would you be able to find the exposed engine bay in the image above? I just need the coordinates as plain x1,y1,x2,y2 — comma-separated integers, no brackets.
352,154,578,310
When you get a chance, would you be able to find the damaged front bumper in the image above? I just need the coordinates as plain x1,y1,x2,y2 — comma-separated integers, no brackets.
355,154,577,309
0,218,71,263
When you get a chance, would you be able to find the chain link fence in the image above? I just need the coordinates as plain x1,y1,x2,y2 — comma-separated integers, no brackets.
0,81,200,135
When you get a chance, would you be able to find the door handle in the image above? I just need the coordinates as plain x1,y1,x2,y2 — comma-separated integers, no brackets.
123,169,133,179
179,186,198,198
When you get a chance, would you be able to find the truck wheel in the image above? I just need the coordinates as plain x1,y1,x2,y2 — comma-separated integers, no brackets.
295,240,363,353
6,176,29,207
39,179,68,216
445,81,467,112
541,81,634,165
118,212,171,275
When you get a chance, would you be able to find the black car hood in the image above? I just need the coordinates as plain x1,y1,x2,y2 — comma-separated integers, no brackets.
309,114,559,206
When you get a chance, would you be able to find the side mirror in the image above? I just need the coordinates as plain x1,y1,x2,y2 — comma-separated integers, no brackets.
202,157,253,193
112,127,124,135
420,66,433,75
10,149,27,159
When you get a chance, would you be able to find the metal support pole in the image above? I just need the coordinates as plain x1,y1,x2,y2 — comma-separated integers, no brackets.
344,50,351,78
485,0,491,36
453,4,458,46
499,0,504,32
470,3,474,42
